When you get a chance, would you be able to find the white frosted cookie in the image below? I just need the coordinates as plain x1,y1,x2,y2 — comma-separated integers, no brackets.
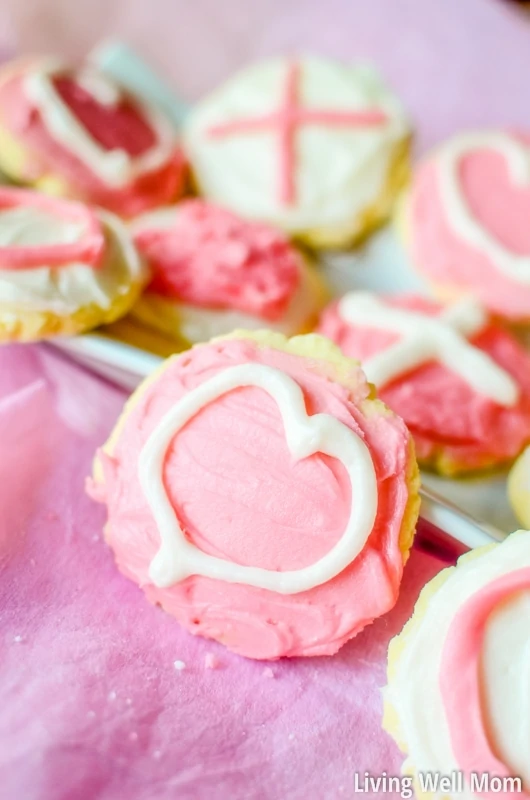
0,187,147,341
183,57,411,248
385,530,530,799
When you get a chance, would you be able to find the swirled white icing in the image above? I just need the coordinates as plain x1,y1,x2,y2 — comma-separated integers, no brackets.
139,363,378,593
482,591,530,787
338,292,519,406
0,206,143,314
386,532,530,798
438,132,530,283
24,62,176,187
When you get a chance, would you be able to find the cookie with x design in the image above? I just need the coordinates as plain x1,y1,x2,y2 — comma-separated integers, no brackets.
318,292,530,475
183,56,411,248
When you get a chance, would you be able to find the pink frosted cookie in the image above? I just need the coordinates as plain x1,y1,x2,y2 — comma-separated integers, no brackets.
0,187,146,341
89,331,419,659
385,530,530,799
0,58,186,217
128,200,328,348
318,292,530,474
400,131,530,322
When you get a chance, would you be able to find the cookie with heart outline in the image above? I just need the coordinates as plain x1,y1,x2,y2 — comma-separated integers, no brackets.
398,130,530,322
0,58,186,217
89,330,419,659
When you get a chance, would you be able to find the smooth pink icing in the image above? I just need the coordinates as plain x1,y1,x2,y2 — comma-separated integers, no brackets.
134,200,301,319
88,338,415,660
207,62,387,205
440,569,530,798
0,187,104,269
317,294,530,470
0,64,186,217
407,133,530,321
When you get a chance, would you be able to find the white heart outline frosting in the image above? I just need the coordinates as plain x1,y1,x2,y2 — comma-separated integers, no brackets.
438,131,530,283
139,363,378,594
24,61,176,188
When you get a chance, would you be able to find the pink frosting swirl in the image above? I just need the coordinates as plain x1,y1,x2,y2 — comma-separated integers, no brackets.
134,201,301,319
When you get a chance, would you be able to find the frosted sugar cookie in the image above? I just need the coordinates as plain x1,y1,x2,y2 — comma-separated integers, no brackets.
0,187,146,341
89,331,419,659
399,131,530,321
508,445,530,528
128,200,328,348
0,58,186,216
183,57,411,249
318,292,530,475
385,530,530,799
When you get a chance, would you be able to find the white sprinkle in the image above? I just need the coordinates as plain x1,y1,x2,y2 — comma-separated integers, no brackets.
173,660,186,671
288,733,295,741
13,635,23,643
262,667,275,679
129,731,138,742
153,750,162,760
108,690,117,701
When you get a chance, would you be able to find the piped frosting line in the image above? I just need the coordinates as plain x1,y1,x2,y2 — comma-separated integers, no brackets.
440,568,530,799
24,62,176,188
206,61,388,206
139,363,378,593
338,292,519,406
0,188,105,269
438,132,530,283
